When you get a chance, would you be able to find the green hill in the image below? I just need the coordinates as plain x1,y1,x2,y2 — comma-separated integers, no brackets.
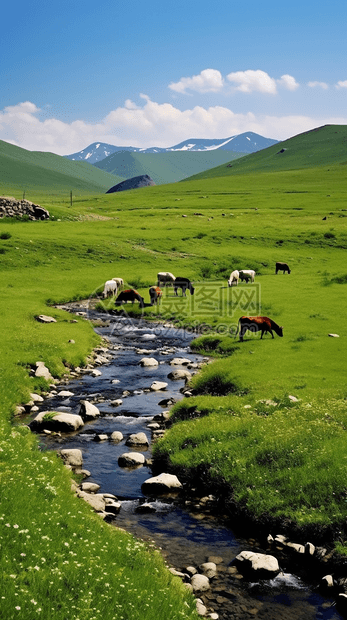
185,124,347,180
94,149,244,184
0,140,121,195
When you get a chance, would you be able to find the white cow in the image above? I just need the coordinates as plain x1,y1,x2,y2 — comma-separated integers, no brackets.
228,270,239,287
112,277,124,288
239,270,255,283
157,272,176,286
102,280,118,298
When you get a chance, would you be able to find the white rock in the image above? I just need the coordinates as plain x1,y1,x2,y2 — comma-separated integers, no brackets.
58,390,74,397
36,315,57,323
167,369,192,381
200,562,217,579
328,333,340,338
150,381,168,391
79,400,100,421
118,452,146,467
30,411,84,433
110,431,123,442
94,434,108,442
139,357,159,367
91,369,102,377
234,551,280,579
30,393,44,402
110,399,123,407
60,449,83,467
141,473,183,494
126,432,149,447
169,357,191,365
191,574,210,593
81,482,100,493
35,362,53,381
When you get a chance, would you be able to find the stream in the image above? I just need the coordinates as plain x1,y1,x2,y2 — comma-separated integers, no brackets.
30,305,342,620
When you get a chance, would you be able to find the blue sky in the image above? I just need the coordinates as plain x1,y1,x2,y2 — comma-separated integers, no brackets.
1,0,347,154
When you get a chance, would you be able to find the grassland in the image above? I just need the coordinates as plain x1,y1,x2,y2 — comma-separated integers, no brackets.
1,128,347,617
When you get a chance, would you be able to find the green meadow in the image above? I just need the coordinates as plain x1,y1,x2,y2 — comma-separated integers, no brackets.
1,126,347,618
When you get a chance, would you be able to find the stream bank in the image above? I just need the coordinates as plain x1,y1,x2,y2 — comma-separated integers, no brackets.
25,303,344,619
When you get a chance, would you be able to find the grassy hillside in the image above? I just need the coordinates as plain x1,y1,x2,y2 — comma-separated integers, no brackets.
0,139,121,196
186,124,347,180
94,149,244,184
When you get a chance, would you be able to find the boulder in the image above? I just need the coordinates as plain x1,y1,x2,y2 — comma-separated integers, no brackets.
35,361,54,382
169,357,191,366
60,449,83,468
58,390,74,397
77,490,105,512
139,357,159,367
167,369,192,381
81,482,100,493
200,562,217,579
125,432,149,447
118,452,146,467
150,381,168,391
36,315,57,323
141,473,183,495
30,411,84,433
234,551,280,579
191,574,210,593
110,431,123,442
110,399,123,407
79,400,101,421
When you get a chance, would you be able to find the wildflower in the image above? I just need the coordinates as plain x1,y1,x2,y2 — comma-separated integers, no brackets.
34,566,40,571
31,599,37,605
20,553,26,557
13,524,19,529
15,606,21,610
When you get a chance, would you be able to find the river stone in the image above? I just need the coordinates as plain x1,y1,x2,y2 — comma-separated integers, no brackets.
118,452,146,467
196,599,207,616
191,574,210,593
30,411,84,433
150,381,168,391
200,562,217,579
35,361,54,381
91,369,102,377
104,500,122,515
77,490,105,512
60,448,83,468
79,400,100,421
94,434,108,442
169,357,191,365
337,594,347,615
286,542,305,554
110,431,123,442
139,357,159,367
58,390,74,397
110,399,123,407
81,482,100,493
321,574,334,590
167,369,192,381
30,392,44,402
234,551,280,579
141,473,183,495
125,432,149,447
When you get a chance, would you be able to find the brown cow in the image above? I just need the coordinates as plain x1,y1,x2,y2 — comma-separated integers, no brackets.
236,316,283,342
149,286,162,305
115,289,144,307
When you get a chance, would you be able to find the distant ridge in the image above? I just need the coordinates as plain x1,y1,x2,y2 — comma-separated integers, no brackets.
65,132,278,164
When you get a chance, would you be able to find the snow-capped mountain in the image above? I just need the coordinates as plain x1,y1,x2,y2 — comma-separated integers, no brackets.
65,132,278,164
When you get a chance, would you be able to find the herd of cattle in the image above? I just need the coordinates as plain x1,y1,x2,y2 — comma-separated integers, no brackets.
101,263,290,341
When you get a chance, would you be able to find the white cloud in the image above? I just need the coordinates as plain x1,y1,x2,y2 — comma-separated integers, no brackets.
226,70,278,94
1,98,347,155
308,81,329,90
169,69,224,94
336,80,347,89
277,74,299,91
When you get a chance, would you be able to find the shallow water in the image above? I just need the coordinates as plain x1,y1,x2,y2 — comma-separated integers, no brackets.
33,309,343,620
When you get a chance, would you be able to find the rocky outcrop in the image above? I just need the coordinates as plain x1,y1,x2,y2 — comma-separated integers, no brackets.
106,175,155,194
0,196,49,220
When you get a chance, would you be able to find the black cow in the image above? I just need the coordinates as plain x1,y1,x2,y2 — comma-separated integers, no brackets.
173,277,195,297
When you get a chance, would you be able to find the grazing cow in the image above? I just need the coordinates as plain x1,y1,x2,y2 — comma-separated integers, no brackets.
112,277,124,287
174,277,195,297
102,280,118,298
236,316,283,342
239,269,255,283
115,289,144,307
228,270,239,287
157,272,176,287
149,286,162,305
276,262,291,274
